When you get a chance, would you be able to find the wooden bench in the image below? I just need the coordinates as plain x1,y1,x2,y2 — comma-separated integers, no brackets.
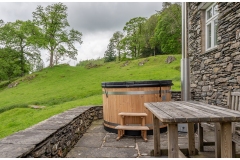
228,91,240,158
198,90,240,157
115,112,149,141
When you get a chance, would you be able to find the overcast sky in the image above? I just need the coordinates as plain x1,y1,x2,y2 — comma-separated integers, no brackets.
0,1,163,66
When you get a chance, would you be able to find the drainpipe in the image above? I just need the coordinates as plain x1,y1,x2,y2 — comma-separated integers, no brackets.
181,2,190,101
179,2,191,133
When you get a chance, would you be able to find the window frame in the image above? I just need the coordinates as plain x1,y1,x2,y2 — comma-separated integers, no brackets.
205,3,218,51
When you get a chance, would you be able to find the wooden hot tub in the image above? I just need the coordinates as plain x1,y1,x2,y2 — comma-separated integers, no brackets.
101,80,173,135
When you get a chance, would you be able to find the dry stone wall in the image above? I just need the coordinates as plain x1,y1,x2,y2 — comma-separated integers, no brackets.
0,106,103,158
171,91,195,101
0,91,190,158
188,2,240,107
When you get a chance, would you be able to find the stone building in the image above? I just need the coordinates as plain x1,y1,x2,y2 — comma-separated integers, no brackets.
187,2,240,107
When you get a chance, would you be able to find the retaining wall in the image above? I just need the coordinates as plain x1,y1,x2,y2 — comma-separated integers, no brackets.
0,91,184,158
0,106,103,158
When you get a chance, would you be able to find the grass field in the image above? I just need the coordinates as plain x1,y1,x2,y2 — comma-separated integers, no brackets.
0,54,181,139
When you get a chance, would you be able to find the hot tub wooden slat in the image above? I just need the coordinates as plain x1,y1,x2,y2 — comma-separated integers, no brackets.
102,81,172,132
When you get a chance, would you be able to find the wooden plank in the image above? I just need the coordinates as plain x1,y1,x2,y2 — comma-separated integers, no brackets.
118,112,147,116
215,122,221,158
194,101,240,120
120,116,124,125
232,96,236,110
231,92,240,96
162,102,204,123
189,101,240,117
232,133,240,143
153,102,191,123
238,97,240,111
221,122,232,158
184,101,240,122
235,96,239,111
144,103,175,123
153,115,161,156
188,123,196,156
171,102,216,122
198,123,204,152
168,124,178,158
103,86,169,130
228,90,232,109
115,125,149,130
178,148,186,158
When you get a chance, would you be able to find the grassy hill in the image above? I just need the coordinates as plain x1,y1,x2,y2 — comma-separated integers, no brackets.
0,55,181,139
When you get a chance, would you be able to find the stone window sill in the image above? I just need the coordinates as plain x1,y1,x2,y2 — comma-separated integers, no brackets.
202,46,218,55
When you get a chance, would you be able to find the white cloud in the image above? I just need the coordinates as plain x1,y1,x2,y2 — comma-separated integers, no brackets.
77,31,113,61
0,2,163,66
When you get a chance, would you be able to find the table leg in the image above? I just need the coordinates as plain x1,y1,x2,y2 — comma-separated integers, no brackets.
153,115,160,156
198,123,204,152
220,122,232,158
215,122,221,158
188,123,196,155
168,124,178,158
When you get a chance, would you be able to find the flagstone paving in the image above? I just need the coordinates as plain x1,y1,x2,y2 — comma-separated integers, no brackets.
66,119,238,158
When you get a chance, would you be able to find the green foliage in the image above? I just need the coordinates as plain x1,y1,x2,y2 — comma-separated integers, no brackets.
110,3,182,60
155,3,181,54
32,2,83,67
0,55,181,139
122,17,147,58
76,57,105,67
141,13,162,57
0,48,23,81
0,55,181,138
104,40,116,62
0,20,41,77
111,31,124,61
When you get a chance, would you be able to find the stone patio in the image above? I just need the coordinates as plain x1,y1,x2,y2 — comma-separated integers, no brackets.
66,119,238,158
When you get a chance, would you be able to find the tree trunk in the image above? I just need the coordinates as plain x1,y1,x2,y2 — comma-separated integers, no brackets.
154,47,156,56
134,46,137,58
49,49,54,67
137,43,140,57
118,50,121,61
20,45,25,77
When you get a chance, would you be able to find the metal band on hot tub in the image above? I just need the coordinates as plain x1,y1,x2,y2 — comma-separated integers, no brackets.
102,90,171,95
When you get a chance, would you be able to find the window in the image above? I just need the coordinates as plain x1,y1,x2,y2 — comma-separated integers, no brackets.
206,3,218,50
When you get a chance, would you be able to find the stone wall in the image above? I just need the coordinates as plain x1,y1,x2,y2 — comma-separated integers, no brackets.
171,91,182,101
188,2,240,107
171,91,195,101
0,106,103,158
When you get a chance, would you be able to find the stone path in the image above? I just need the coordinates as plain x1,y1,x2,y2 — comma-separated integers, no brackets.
66,119,239,158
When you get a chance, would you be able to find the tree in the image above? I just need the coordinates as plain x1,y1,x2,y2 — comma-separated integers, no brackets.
104,40,116,62
0,20,41,76
154,3,181,54
123,17,147,58
34,58,45,72
141,13,161,57
32,3,83,67
162,2,172,9
110,31,124,61
0,48,22,81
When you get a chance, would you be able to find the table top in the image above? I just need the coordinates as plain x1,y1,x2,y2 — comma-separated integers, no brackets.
144,101,240,124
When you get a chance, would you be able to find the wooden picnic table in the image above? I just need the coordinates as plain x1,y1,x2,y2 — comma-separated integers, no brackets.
144,101,240,158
